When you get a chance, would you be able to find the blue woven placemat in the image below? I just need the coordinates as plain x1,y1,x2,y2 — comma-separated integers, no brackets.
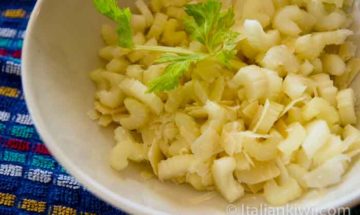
0,0,125,214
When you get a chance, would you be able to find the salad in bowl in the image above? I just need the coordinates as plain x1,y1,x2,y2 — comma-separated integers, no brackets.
88,0,360,205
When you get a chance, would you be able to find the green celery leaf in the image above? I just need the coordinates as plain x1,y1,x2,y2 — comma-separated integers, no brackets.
147,61,191,92
116,8,133,48
184,0,221,48
93,0,133,48
215,31,240,65
148,54,205,92
184,0,237,55
93,0,119,20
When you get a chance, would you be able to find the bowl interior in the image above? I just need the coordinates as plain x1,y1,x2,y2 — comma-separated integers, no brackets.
23,0,360,214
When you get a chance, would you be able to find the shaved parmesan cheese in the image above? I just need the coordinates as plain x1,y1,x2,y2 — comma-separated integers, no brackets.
251,100,284,134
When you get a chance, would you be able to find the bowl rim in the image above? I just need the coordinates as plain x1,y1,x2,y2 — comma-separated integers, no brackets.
21,0,360,214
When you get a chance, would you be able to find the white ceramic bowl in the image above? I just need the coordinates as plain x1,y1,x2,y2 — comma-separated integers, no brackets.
22,0,360,214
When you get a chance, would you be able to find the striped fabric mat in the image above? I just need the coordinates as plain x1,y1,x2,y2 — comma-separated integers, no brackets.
0,0,124,214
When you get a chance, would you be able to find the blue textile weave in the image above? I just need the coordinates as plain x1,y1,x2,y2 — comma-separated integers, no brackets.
0,0,124,214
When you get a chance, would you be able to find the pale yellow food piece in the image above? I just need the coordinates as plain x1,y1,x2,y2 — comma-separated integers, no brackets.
162,0,188,7
235,161,280,184
135,0,154,27
110,127,148,171
231,65,267,101
186,173,213,191
209,77,225,102
119,78,164,115
234,0,275,28
193,80,209,105
99,46,116,61
311,58,323,74
141,38,161,67
299,60,314,76
204,101,228,131
307,0,347,31
335,58,360,89
132,14,147,33
337,88,357,125
278,123,306,156
302,97,340,125
191,126,220,160
220,121,245,156
246,182,265,194
240,101,260,125
212,157,244,203
295,149,312,170
339,42,357,61
234,153,252,171
273,5,315,36
303,155,349,188
311,73,338,106
251,100,284,134
161,19,187,46
322,54,346,76
286,107,305,125
126,65,144,81
96,87,125,109
158,154,196,180
166,7,186,20
240,20,280,57
165,87,186,113
98,115,113,127
243,130,282,161
147,13,168,39
162,121,178,142
193,60,222,83
175,112,200,144
142,64,166,85
126,33,147,63
295,29,353,60
283,74,309,100
264,177,302,205
150,0,162,12
320,0,344,7
168,137,190,156
148,141,164,175
116,98,150,130
101,24,118,45
95,102,124,116
273,0,290,8
343,125,360,152
280,96,307,118
90,69,125,90
312,135,344,167
106,58,129,73
263,69,284,101
302,120,331,159
287,163,308,188
112,47,131,59
261,45,300,76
